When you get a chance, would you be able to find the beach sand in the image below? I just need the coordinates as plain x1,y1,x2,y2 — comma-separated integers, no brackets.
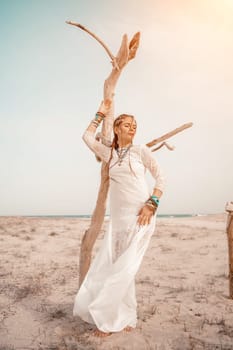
0,213,232,350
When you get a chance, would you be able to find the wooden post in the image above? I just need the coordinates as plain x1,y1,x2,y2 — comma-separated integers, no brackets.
225,201,233,299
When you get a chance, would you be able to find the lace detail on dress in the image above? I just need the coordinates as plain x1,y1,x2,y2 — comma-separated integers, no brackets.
112,230,126,263
82,130,111,163
111,218,140,263
140,145,165,192
112,225,133,263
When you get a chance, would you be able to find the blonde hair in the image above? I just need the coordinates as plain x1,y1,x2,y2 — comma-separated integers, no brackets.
111,114,136,150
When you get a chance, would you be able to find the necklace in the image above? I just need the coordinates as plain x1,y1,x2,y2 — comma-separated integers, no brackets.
116,145,131,166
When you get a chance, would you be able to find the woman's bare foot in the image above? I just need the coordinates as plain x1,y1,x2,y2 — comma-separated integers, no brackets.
93,329,112,337
123,326,133,332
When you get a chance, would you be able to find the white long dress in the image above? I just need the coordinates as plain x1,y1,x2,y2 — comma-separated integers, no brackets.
73,130,165,333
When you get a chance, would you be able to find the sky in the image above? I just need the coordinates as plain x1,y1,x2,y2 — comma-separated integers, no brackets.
0,0,233,216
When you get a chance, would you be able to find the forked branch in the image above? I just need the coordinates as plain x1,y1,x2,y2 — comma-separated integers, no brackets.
66,21,116,64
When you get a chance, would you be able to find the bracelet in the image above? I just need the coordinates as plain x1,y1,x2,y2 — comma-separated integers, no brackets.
95,112,105,123
91,120,99,128
145,198,157,209
151,195,160,206
96,111,106,118
94,115,103,123
92,111,105,128
145,202,156,209
145,202,156,212
92,113,103,127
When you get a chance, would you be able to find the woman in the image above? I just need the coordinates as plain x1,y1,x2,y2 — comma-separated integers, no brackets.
73,100,165,337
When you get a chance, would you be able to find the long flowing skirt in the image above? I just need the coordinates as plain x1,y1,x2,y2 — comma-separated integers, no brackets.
73,212,156,333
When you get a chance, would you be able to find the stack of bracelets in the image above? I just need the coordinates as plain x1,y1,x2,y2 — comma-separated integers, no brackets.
91,111,106,127
145,195,160,213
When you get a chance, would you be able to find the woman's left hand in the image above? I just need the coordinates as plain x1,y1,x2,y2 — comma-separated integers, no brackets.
97,99,112,116
137,205,156,226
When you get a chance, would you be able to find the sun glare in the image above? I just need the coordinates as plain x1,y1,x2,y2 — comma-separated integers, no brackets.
221,0,233,8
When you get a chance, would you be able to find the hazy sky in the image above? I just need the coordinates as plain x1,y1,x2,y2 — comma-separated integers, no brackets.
0,0,233,215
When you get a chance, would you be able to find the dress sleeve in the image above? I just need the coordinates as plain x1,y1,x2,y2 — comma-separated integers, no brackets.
140,144,165,193
82,130,111,163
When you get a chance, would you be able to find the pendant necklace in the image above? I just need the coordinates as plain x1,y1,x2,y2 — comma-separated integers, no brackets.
116,145,131,166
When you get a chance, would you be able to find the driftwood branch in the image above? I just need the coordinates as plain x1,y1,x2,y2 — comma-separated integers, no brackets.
146,122,193,149
66,21,116,65
66,21,139,71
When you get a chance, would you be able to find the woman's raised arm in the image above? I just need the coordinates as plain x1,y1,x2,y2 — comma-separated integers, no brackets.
82,100,112,163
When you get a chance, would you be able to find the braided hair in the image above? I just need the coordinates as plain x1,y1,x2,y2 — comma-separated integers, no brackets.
112,114,135,149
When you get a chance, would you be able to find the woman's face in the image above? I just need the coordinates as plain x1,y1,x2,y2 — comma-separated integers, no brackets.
114,117,137,145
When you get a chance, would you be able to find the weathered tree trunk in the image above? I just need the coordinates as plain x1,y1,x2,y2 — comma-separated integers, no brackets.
226,201,233,299
79,33,140,287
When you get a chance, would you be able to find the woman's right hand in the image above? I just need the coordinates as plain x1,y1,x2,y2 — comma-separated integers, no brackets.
137,204,155,226
97,99,112,116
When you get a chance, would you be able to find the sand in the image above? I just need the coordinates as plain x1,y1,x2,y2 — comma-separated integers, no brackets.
0,213,233,350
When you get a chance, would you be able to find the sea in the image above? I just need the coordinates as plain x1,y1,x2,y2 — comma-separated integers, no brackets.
25,214,207,219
